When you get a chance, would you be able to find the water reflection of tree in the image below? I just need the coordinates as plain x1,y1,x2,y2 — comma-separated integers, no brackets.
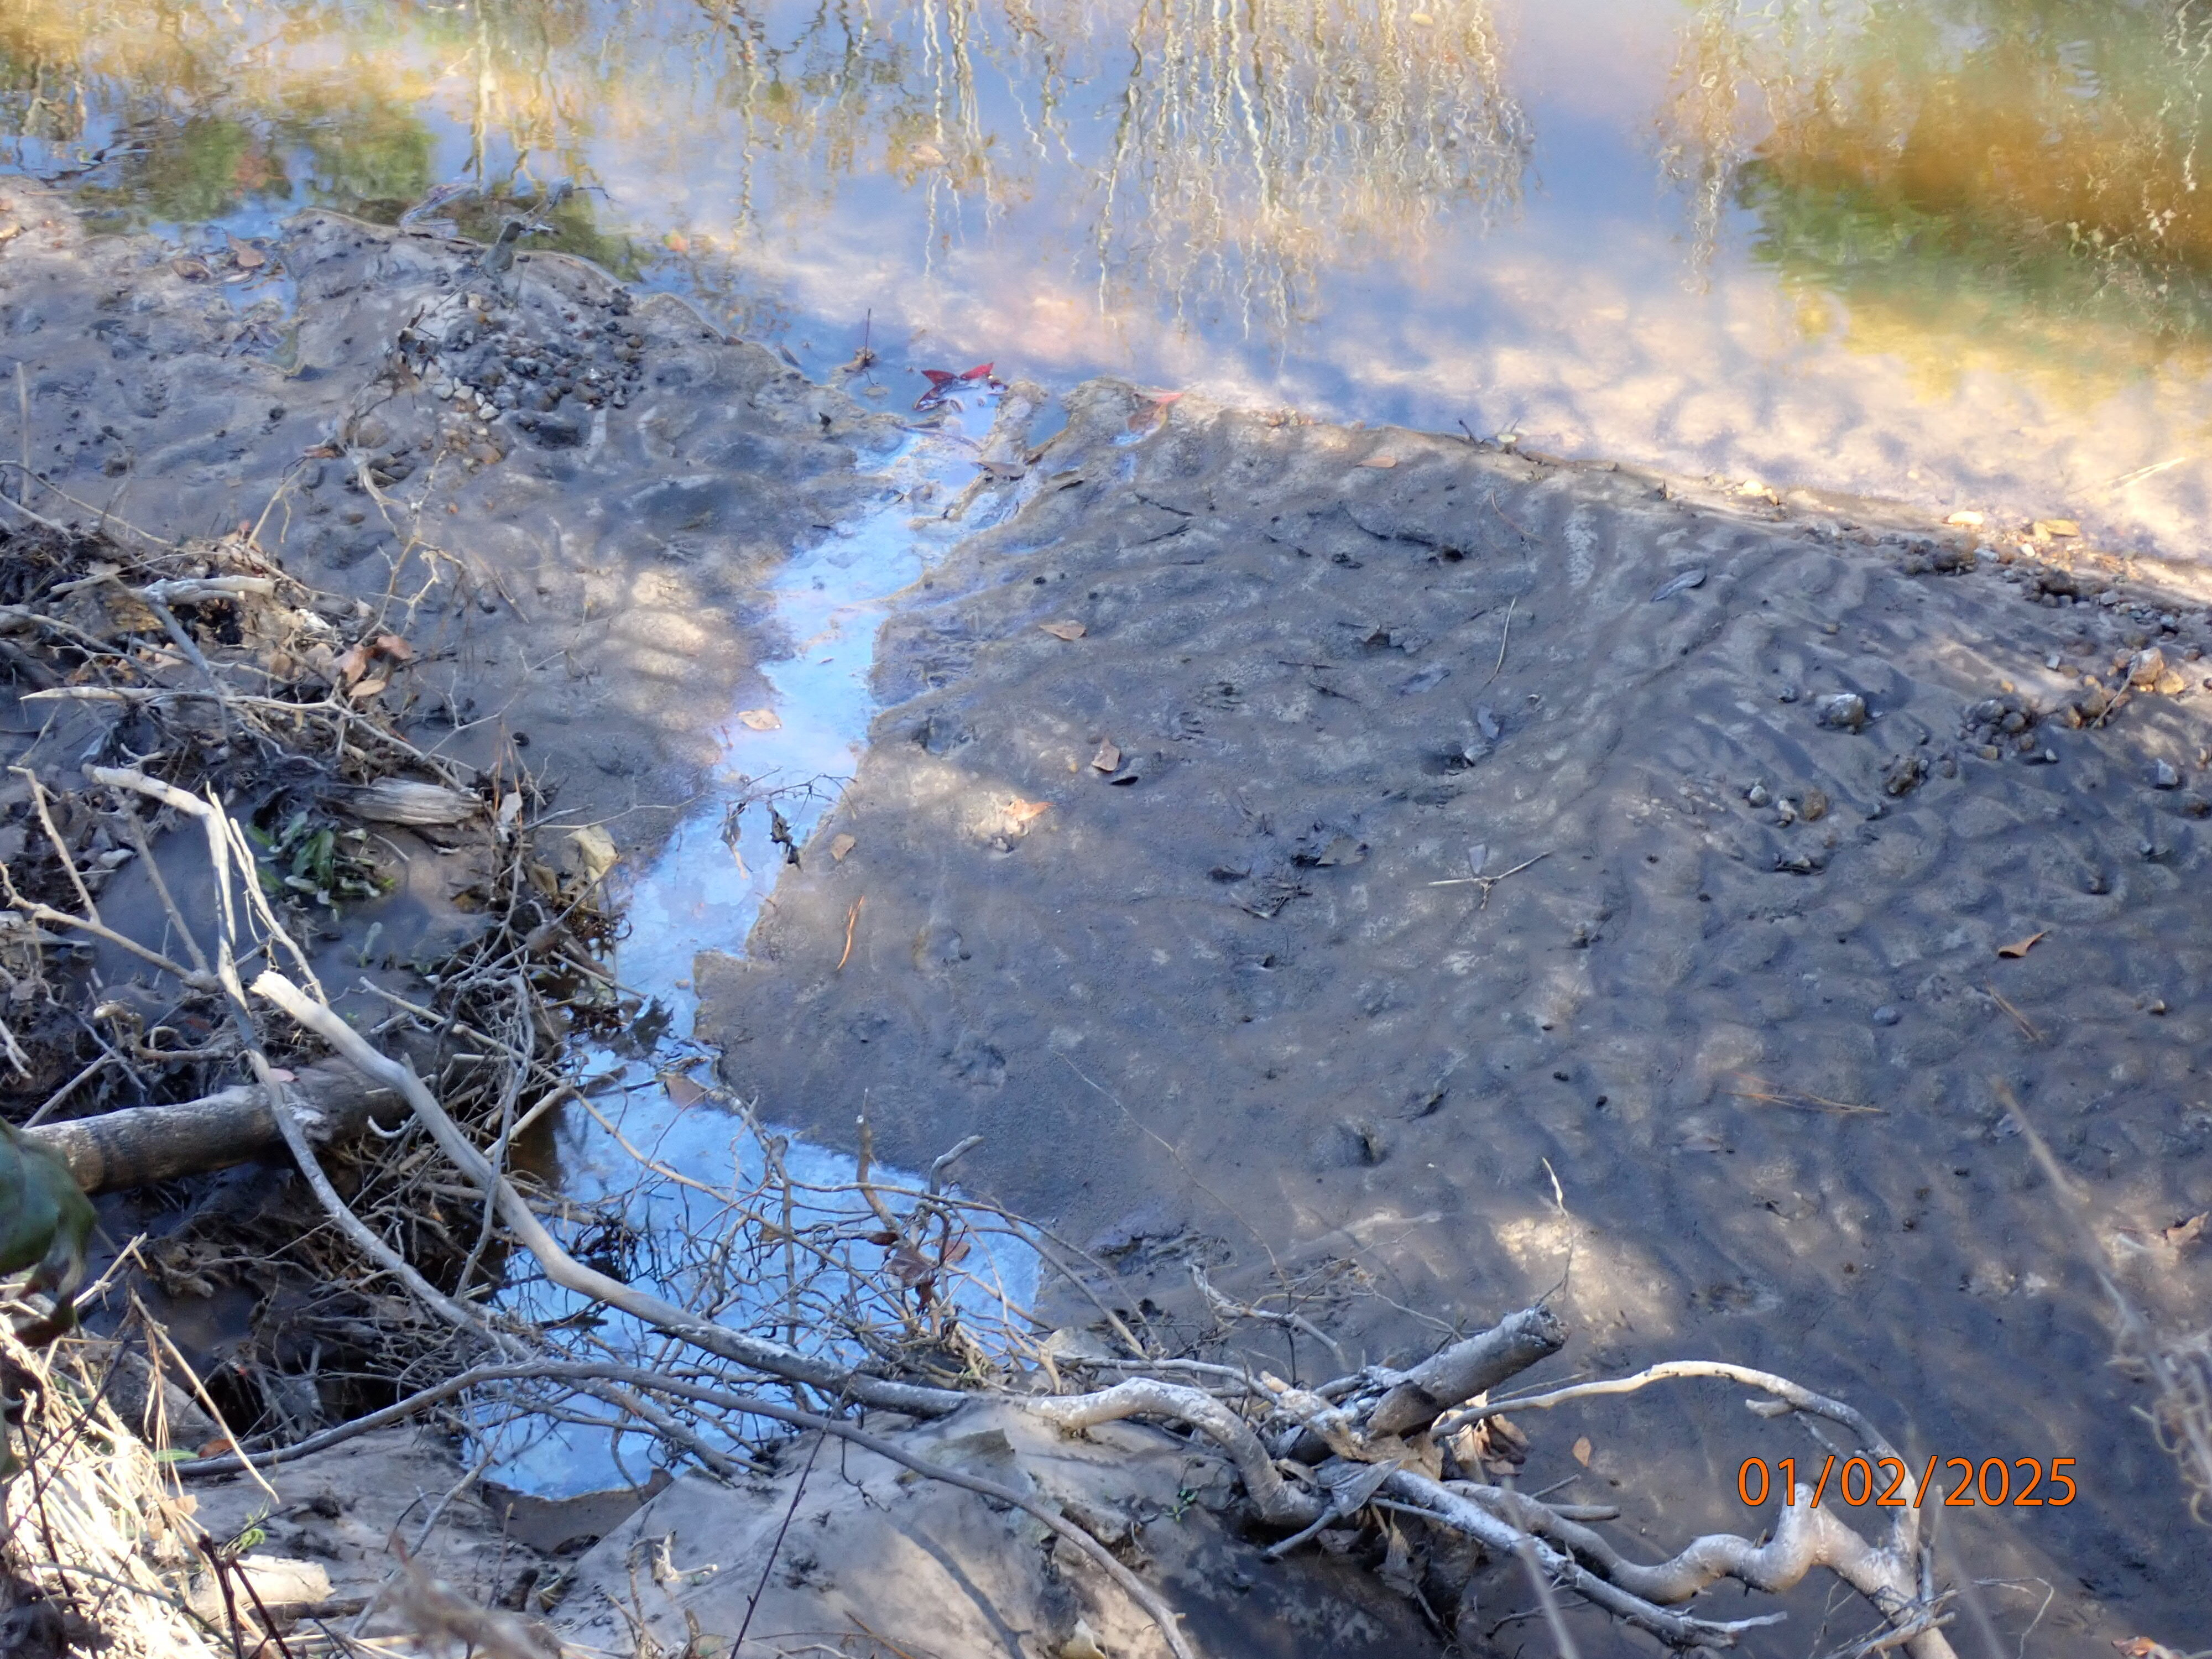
661,1,1531,337
1661,0,2212,394
7,1,1529,346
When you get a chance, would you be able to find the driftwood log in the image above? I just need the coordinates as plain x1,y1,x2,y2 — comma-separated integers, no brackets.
23,1062,399,1194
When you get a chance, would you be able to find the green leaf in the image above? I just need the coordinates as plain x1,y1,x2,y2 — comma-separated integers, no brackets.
0,1123,96,1300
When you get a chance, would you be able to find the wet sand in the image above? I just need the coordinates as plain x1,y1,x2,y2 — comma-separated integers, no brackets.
699,384,2212,1648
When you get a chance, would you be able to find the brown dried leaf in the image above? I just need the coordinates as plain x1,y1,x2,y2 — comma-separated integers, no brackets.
1358,455,1399,469
1090,740,1121,773
1005,797,1051,830
226,233,267,270
171,255,214,281
347,673,389,701
737,708,782,731
1996,931,2046,958
1944,510,1985,528
2033,518,2080,538
2164,1213,2208,1250
830,833,857,862
1571,1436,1593,1467
662,1072,709,1109
1040,619,1087,641
943,1236,972,1266
373,631,416,662
334,642,372,685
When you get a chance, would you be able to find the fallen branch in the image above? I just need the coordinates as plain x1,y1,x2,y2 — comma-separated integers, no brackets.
23,1062,399,1194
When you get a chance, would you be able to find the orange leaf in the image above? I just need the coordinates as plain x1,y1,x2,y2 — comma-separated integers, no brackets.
737,708,782,731
1040,620,1086,641
334,643,372,685
1996,931,2046,958
1005,797,1051,829
1571,1436,1593,1467
662,1072,709,1108
1358,455,1399,469
2164,1213,2208,1249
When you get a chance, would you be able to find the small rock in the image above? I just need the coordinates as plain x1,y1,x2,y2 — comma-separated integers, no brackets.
1777,684,1800,703
2128,646,2168,687
1872,1005,1901,1027
1651,568,1706,601
1746,782,1772,807
1815,692,1868,732
2152,759,2182,789
1881,753,1928,796
1801,788,1829,822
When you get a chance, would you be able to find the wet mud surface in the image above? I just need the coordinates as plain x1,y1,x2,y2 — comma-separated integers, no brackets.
701,385,2212,1646
0,181,901,846
9,167,2212,1651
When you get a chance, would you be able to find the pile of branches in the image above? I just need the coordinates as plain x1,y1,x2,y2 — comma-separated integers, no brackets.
0,517,1975,1659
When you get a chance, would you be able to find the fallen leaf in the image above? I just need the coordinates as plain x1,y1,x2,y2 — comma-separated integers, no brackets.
910,142,946,166
2033,518,2081,538
1040,619,1086,641
2115,1642,2186,1659
372,632,415,662
198,1437,236,1458
1358,455,1399,469
959,362,994,381
1090,740,1121,773
2165,1213,2208,1249
737,708,782,731
265,1067,296,1083
1005,797,1051,830
663,1072,709,1108
563,824,619,886
1571,1436,1593,1467
1996,931,2046,958
226,233,266,270
171,255,214,281
830,833,857,862
347,673,389,701
1944,510,1985,528
662,231,690,254
920,368,959,388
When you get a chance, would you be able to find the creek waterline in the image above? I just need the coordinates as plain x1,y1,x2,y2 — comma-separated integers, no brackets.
482,406,1043,1498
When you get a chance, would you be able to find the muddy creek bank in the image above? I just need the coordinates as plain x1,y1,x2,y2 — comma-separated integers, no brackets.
700,385,2212,1644
0,180,901,860
4,173,2211,1653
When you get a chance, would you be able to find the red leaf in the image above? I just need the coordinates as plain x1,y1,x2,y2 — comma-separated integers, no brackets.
959,362,994,380
920,368,958,387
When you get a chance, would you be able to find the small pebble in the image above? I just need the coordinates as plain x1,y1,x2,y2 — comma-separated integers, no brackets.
1871,1005,1901,1027
1746,782,1772,807
2153,759,2182,789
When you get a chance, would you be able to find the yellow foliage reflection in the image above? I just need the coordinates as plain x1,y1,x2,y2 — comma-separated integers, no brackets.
1660,0,2212,401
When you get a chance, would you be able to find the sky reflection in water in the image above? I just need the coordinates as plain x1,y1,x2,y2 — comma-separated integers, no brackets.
11,1,2212,550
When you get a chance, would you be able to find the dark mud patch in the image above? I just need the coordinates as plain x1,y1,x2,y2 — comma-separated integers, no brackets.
700,384,2212,1646
0,180,904,851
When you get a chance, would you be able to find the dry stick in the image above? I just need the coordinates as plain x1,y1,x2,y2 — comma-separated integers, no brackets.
251,971,968,1420
1483,594,1517,686
1426,848,1550,911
